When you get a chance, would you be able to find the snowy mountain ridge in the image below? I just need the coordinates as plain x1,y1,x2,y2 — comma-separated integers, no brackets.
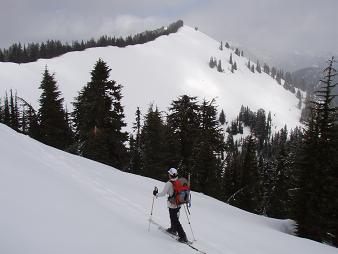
1,123,337,254
0,26,302,132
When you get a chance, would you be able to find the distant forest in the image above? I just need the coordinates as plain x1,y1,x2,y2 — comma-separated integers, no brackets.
0,20,183,64
210,41,310,124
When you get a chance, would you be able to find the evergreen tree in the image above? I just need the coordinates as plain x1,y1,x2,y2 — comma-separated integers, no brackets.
276,70,282,84
167,95,200,176
232,135,261,213
259,157,274,214
256,61,262,73
140,105,166,180
209,56,216,68
223,136,241,203
229,53,233,65
191,99,225,197
219,41,223,51
217,60,223,72
20,105,27,134
225,42,230,49
209,56,213,68
266,112,272,140
232,62,237,72
294,57,338,245
38,67,72,149
27,105,40,139
263,63,270,74
267,145,292,218
294,107,324,242
14,91,20,130
271,67,277,79
129,107,143,174
238,121,243,134
254,108,267,151
219,109,226,125
73,59,128,169
3,92,11,126
64,107,74,150
16,96,40,138
300,92,312,123
9,90,19,130
0,49,4,61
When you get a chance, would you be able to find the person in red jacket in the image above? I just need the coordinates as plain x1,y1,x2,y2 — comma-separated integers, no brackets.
153,168,188,243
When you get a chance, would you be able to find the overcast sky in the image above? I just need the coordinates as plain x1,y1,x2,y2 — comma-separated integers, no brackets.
1,0,337,69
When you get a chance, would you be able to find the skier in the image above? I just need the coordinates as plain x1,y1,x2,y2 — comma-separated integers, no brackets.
153,168,188,243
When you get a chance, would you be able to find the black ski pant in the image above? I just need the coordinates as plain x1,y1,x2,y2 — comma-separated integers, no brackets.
169,207,186,238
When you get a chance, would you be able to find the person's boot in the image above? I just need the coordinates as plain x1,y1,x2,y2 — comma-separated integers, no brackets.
178,235,188,243
166,227,177,235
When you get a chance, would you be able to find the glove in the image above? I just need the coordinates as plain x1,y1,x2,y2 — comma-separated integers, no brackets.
153,187,158,196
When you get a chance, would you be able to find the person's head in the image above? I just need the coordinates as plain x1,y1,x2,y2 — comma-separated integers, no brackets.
168,168,178,180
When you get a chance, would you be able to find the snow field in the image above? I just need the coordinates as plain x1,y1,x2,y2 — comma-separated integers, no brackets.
1,124,337,254
0,26,301,133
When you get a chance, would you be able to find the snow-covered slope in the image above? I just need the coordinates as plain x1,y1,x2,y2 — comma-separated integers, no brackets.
0,124,336,254
0,26,301,131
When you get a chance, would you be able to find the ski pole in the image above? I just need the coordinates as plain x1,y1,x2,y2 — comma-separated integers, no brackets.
183,203,196,241
186,201,191,215
148,186,158,232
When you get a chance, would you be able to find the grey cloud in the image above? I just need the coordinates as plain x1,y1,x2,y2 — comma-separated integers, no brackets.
1,0,337,69
0,0,198,47
183,0,338,69
188,0,337,48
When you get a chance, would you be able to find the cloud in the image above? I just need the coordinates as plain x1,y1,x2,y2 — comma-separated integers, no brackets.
97,15,168,37
182,0,338,68
1,0,337,69
184,0,338,51
0,0,184,47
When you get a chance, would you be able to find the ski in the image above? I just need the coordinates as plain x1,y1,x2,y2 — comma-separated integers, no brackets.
157,223,194,245
148,219,207,254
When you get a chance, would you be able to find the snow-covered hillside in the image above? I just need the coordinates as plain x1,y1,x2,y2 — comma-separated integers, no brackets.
0,26,301,131
1,124,337,254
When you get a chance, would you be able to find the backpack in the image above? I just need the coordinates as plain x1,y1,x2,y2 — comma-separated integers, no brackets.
169,177,191,205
